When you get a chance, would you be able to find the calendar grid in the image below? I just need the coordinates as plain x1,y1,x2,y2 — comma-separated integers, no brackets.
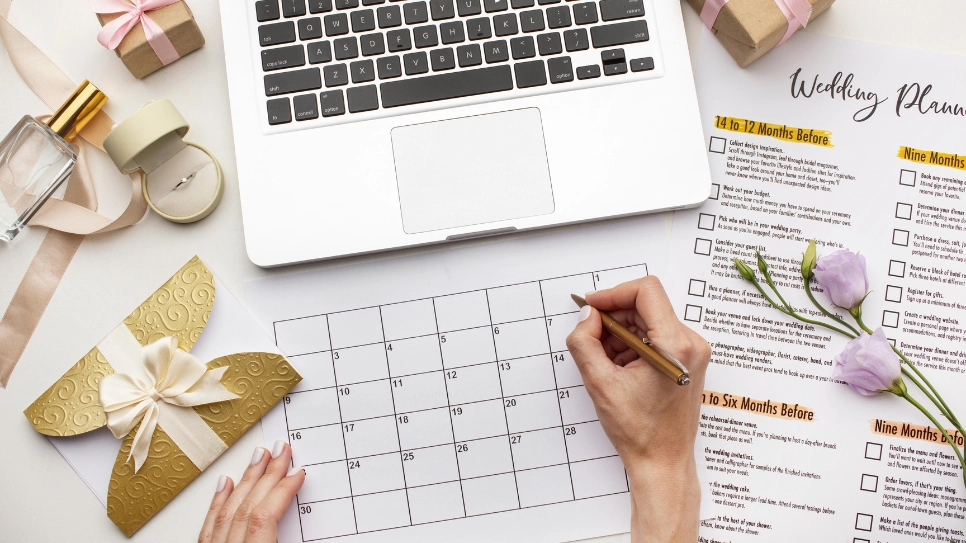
274,264,648,541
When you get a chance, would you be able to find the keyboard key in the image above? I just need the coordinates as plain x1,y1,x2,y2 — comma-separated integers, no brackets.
262,44,306,71
514,59,546,88
324,13,349,35
324,63,349,86
293,93,320,120
264,67,322,95
519,10,544,32
387,29,412,51
351,59,376,82
457,43,483,66
256,0,280,22
630,56,654,71
377,55,403,78
576,64,599,79
363,0,385,5
335,0,358,8
348,85,380,112
604,62,626,75
484,0,508,12
414,25,439,47
590,19,647,47
259,21,296,46
351,9,376,31
599,0,643,21
547,6,571,28
458,0,482,16
282,0,307,17
483,39,509,62
547,56,573,83
440,21,465,44
321,90,346,116
572,2,597,24
404,1,429,23
378,5,402,26
299,17,324,40
466,17,492,40
266,97,291,124
307,40,332,63
360,33,386,55
404,51,429,74
309,0,333,13
431,47,456,70
510,36,535,58
380,65,513,107
430,0,455,20
510,0,533,7
601,48,626,75
494,13,518,36
537,0,560,4
537,32,562,55
334,37,358,59
563,28,588,51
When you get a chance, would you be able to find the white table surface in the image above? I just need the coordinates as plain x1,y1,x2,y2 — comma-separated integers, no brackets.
1,1,964,541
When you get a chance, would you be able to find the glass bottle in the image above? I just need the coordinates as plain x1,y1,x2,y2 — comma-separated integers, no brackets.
0,81,108,242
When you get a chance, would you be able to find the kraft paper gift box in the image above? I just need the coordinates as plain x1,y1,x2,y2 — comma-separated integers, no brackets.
24,257,301,536
96,1,205,79
687,0,835,68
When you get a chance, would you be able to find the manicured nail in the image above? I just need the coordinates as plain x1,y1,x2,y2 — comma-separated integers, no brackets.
272,440,286,458
216,475,227,493
579,305,592,322
251,447,265,465
287,465,305,477
584,291,595,299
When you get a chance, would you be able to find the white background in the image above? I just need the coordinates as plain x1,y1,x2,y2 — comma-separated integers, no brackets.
0,1,964,541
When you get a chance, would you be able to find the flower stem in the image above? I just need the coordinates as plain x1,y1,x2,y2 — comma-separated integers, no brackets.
803,277,861,336
901,391,966,486
762,267,794,312
748,280,856,339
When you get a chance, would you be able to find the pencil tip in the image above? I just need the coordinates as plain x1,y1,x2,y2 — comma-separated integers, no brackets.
571,294,587,307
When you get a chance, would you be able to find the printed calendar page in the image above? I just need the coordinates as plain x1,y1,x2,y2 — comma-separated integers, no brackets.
245,216,687,543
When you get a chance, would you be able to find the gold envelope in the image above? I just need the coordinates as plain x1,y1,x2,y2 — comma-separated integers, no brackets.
24,256,301,536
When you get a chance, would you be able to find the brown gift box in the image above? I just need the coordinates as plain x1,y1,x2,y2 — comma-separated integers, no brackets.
686,0,835,68
96,1,205,79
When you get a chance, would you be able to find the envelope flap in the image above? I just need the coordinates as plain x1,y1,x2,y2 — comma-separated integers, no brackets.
25,348,115,436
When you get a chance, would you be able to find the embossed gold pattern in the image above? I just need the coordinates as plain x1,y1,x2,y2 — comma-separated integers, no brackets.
25,348,114,436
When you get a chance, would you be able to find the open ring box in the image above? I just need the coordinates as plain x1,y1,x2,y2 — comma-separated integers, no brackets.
104,100,223,223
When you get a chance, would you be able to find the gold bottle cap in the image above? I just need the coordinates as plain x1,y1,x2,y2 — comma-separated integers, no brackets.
46,81,108,142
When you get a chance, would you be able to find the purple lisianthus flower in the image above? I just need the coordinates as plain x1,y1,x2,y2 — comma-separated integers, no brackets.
832,328,904,396
814,249,869,310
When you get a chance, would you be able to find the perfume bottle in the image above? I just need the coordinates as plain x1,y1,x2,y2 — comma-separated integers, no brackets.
0,81,108,242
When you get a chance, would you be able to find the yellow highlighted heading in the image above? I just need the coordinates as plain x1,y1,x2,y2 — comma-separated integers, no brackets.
897,146,966,170
714,116,833,148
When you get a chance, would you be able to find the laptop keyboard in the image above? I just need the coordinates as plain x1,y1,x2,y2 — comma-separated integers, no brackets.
253,0,661,127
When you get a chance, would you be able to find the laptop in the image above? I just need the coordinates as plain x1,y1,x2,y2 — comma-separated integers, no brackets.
219,0,711,267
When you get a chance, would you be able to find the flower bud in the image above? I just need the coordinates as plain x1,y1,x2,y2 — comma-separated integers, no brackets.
814,249,869,311
802,240,817,279
756,252,768,275
734,259,756,282
832,328,902,396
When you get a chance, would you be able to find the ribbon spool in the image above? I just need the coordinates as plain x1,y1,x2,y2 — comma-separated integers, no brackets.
104,100,223,223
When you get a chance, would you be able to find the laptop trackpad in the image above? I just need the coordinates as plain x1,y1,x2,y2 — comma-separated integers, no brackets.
391,108,555,234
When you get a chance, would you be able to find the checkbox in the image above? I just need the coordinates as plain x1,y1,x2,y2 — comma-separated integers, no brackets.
888,337,896,346
885,285,902,303
882,310,900,328
684,305,703,322
710,184,720,200
865,442,882,460
855,513,873,531
709,136,726,154
896,202,913,220
694,238,713,256
899,169,917,187
854,539,871,543
888,260,906,278
698,213,716,231
689,279,707,297
860,474,879,492
892,229,910,246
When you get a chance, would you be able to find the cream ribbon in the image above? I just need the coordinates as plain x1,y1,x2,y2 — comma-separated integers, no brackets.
97,329,237,472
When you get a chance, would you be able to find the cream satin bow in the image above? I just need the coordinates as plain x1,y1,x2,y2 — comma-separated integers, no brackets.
98,337,238,472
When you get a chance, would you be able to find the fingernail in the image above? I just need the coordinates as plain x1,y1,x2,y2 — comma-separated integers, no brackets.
584,291,595,299
272,440,286,458
251,447,265,465
287,465,304,477
216,475,227,493
579,305,592,322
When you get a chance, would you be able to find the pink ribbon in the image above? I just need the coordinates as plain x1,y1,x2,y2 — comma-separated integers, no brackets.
90,0,182,66
700,0,813,47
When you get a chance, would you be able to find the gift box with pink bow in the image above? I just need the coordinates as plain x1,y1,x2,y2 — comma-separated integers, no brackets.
92,0,205,78
687,0,835,67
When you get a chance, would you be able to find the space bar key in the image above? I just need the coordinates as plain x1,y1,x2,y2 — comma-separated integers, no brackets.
380,66,514,108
